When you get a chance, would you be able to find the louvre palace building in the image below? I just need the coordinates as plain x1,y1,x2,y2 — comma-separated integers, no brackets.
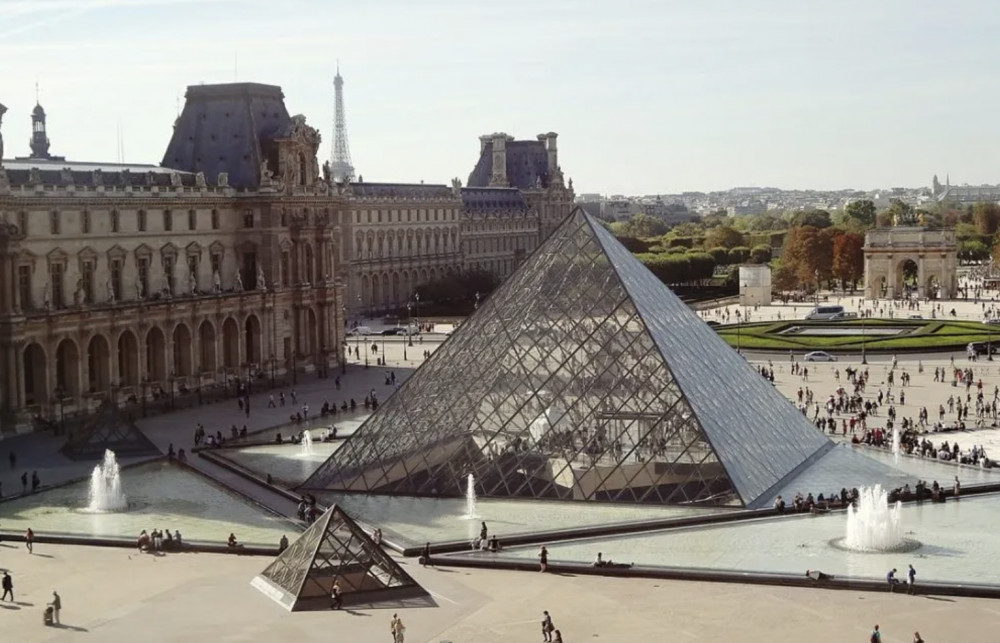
0,82,573,433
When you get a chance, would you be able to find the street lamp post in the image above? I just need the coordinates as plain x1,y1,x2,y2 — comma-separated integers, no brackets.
404,303,411,361
141,375,150,417
415,292,421,344
169,370,176,409
861,313,868,365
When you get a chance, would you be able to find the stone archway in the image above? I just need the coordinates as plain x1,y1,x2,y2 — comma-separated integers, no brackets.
23,342,48,405
896,258,918,299
199,321,217,373
222,317,240,368
118,330,139,386
87,334,111,393
306,308,318,357
146,327,167,382
55,338,81,396
245,314,261,364
173,323,193,376
864,227,958,300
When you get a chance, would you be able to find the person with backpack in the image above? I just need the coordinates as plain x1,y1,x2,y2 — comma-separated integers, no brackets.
871,624,882,643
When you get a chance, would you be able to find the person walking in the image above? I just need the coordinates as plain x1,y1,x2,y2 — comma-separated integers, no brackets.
539,545,548,573
541,611,555,642
20,471,27,493
390,613,406,643
907,564,916,594
330,582,343,610
49,591,61,624
871,624,882,643
1,572,12,601
25,527,34,554
31,470,40,492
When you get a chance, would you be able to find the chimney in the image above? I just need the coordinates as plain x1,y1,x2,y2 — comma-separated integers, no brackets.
479,134,491,154
545,132,558,175
489,132,508,187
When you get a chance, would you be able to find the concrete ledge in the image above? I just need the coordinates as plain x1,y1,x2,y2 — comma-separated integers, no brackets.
433,556,1000,600
0,531,278,557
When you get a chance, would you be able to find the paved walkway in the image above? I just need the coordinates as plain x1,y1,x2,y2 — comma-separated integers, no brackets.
0,542,994,643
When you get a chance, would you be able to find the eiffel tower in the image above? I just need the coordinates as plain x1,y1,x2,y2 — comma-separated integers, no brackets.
328,63,355,183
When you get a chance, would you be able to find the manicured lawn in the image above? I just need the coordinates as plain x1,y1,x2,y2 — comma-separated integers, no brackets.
714,319,1000,352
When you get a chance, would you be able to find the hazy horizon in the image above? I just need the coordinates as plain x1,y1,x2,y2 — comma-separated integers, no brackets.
2,0,998,195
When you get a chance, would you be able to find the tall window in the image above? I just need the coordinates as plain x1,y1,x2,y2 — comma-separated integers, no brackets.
17,211,27,236
17,265,31,309
163,209,173,231
110,209,120,233
50,211,60,235
81,260,95,304
137,257,150,297
81,210,91,234
50,263,64,309
281,251,290,287
163,255,175,293
242,208,254,228
211,209,219,229
187,209,196,230
110,259,123,300
138,209,147,232
210,252,222,277
242,251,257,288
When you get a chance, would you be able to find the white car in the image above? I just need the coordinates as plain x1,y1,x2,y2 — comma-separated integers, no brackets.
804,351,836,362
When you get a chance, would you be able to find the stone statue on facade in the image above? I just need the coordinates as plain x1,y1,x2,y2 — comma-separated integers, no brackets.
217,172,229,188
135,276,145,300
170,172,182,187
212,269,222,293
73,278,84,306
322,161,331,185
106,277,115,304
260,160,274,185
43,283,51,310
29,167,41,185
195,171,206,188
161,274,172,298
256,265,267,291
189,271,198,295
234,270,244,292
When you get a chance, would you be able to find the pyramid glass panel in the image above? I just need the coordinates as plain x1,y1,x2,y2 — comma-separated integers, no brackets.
253,505,427,611
303,209,835,508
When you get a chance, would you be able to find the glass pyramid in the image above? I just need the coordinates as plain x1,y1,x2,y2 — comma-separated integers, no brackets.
303,209,832,508
61,401,161,461
252,505,427,611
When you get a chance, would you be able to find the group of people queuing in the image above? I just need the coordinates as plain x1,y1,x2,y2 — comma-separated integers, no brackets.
296,495,321,524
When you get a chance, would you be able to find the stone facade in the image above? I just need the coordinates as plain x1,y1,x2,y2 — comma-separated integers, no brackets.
0,84,347,433
346,182,462,315
863,226,958,300
460,186,538,280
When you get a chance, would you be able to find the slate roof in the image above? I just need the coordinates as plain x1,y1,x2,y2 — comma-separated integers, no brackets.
161,83,292,189
1,159,198,188
460,187,529,214
467,139,550,190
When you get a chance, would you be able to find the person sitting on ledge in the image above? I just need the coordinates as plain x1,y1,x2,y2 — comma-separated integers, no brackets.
806,569,832,581
137,530,150,552
275,432,283,445
774,495,786,514
227,533,243,550
487,535,501,552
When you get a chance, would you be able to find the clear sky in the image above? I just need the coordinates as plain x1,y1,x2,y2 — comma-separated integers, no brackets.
1,0,998,194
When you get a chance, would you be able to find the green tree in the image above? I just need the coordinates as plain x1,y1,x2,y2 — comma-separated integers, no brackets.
703,225,744,249
615,236,651,253
789,209,833,228
884,199,914,224
960,240,990,263
707,247,730,264
844,199,876,227
749,244,772,263
973,202,1000,236
728,246,750,264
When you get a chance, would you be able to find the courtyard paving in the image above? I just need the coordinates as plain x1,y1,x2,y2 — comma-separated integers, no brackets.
0,542,996,642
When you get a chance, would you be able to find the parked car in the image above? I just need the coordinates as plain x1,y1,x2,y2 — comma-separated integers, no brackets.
804,351,837,362
380,328,403,336
347,326,373,336
968,341,1000,356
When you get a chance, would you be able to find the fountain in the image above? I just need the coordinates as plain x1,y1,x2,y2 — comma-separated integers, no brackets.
300,430,315,457
86,449,128,513
465,473,478,519
842,485,914,552
892,425,901,464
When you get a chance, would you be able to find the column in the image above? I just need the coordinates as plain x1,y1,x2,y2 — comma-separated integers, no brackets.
917,256,926,298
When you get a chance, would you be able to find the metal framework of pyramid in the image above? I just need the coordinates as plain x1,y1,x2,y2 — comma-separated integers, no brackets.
303,208,840,508
251,505,428,611
60,402,161,460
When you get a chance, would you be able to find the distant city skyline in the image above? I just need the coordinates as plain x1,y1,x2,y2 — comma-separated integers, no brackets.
2,0,999,194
